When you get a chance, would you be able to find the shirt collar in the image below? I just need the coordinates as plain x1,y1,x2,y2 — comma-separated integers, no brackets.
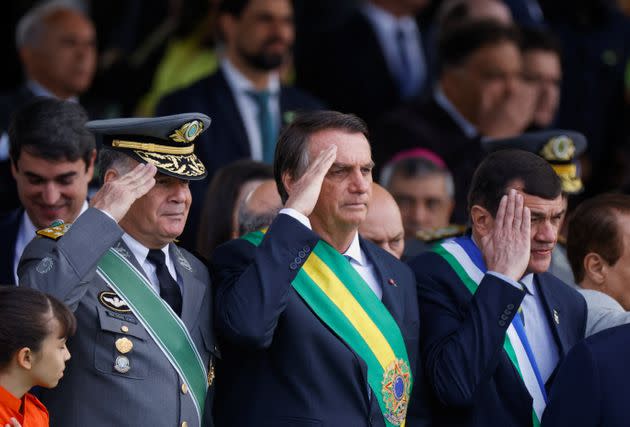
23,200,89,232
0,384,21,413
361,2,417,33
520,273,536,295
121,233,170,266
221,57,280,94
26,80,79,103
434,85,478,139
342,232,366,266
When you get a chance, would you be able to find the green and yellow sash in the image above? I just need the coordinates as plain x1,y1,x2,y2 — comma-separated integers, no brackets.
96,248,207,426
243,230,412,426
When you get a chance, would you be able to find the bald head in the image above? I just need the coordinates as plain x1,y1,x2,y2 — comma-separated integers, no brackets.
238,179,283,235
360,184,405,258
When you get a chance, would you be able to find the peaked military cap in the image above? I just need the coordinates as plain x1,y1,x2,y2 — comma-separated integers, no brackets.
86,113,210,180
481,130,587,194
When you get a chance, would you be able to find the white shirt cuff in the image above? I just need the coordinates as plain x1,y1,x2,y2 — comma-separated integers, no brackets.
279,208,312,230
487,271,524,291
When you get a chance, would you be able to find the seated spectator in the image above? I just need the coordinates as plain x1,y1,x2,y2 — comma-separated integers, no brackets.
0,1,97,216
238,179,282,236
359,183,405,259
0,98,95,285
373,20,535,223
380,148,460,258
157,0,322,249
566,193,630,335
196,159,273,260
0,286,76,427
520,27,562,130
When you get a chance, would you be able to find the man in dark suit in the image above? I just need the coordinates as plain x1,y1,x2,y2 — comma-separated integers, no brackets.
542,322,630,426
0,98,96,285
19,113,217,427
372,21,535,223
211,111,422,426
408,149,587,426
0,2,97,215
157,0,322,250
296,0,429,130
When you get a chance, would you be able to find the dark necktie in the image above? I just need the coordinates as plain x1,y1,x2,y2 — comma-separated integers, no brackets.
245,89,276,163
146,249,182,316
395,27,414,98
518,281,530,327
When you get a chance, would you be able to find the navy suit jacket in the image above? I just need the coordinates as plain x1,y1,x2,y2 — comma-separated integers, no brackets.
0,209,21,285
542,323,630,426
156,69,323,251
408,250,587,427
211,214,422,427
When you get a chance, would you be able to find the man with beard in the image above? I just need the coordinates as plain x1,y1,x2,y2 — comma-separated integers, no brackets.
157,0,322,250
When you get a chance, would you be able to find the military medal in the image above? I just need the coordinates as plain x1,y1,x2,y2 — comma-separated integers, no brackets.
115,337,133,354
114,355,130,373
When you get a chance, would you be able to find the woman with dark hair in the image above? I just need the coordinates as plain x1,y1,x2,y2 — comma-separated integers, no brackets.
0,286,76,427
196,159,273,260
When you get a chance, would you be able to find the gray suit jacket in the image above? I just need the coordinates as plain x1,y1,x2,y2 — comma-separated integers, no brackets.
18,208,216,427
579,288,630,336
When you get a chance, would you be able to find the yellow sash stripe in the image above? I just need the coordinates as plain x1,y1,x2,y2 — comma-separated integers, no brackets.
303,253,396,369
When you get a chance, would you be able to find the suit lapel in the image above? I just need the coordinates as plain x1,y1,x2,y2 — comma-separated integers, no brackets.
534,274,570,357
213,69,253,157
359,238,405,327
170,244,206,329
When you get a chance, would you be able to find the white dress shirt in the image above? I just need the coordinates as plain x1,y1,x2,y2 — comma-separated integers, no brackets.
221,58,280,161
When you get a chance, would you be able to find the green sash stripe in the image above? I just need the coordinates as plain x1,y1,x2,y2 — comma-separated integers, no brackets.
242,230,412,426
312,242,410,360
97,249,207,423
433,241,541,426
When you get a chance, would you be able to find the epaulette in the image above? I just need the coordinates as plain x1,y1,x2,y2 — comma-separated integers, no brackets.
36,221,72,240
415,224,467,243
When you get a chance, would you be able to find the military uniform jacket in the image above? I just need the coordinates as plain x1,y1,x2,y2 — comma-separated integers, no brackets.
18,208,216,427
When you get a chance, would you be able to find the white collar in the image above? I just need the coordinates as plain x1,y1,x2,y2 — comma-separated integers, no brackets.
434,85,478,139
342,232,366,266
121,233,170,265
26,80,79,103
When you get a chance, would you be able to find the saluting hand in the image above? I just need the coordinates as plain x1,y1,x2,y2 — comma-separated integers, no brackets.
90,163,157,222
480,188,531,281
284,145,337,217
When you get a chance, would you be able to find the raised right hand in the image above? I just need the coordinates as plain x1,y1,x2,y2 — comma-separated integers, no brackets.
284,145,337,216
90,163,157,222
480,188,531,281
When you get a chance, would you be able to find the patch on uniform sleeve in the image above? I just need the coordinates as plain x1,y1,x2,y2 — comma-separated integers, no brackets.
98,291,131,313
35,257,54,274
36,223,73,240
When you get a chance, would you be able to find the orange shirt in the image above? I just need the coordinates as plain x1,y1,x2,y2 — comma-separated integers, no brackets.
0,385,48,427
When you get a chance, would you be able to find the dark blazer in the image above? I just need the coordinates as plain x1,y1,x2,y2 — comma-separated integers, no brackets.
155,69,323,251
295,10,428,129
542,323,630,426
408,250,587,427
211,214,422,427
0,209,21,285
371,96,485,224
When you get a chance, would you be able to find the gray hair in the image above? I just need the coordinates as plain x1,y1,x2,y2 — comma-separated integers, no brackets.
16,0,86,49
97,149,136,183
380,156,455,199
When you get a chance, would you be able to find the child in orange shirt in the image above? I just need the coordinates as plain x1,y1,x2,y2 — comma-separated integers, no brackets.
0,287,76,427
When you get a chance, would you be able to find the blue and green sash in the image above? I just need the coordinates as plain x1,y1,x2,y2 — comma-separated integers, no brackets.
96,248,208,425
433,236,548,426
243,230,413,426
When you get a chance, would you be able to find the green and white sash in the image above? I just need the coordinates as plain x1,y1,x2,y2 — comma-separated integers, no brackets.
243,229,413,427
433,237,547,426
96,248,207,425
